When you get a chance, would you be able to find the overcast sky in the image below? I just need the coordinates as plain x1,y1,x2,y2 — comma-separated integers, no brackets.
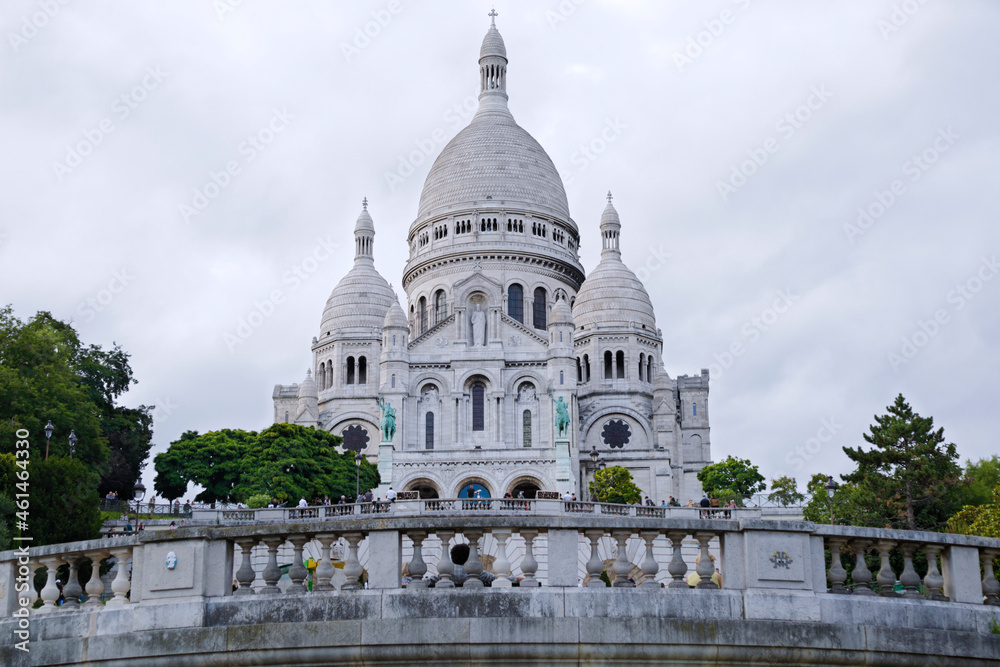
3,1,998,497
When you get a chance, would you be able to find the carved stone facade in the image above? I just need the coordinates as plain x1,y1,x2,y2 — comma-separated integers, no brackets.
273,17,712,503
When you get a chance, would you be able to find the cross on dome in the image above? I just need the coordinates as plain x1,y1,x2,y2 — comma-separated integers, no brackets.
489,7,498,26
607,191,613,204
362,197,368,210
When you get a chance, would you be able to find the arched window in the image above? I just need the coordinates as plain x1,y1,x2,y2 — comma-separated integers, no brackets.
532,287,547,329
391,374,396,388
638,353,645,382
647,356,653,383
318,364,325,390
419,296,428,333
284,411,289,423
358,356,367,385
616,351,625,379
507,283,524,323
693,403,697,416
327,360,333,389
604,351,613,379
560,370,564,385
584,354,591,382
522,409,532,447
425,412,434,450
471,382,485,431
346,356,355,385
434,289,446,323
576,358,583,382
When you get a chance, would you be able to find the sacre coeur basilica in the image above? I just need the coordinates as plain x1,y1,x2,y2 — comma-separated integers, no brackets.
271,15,713,504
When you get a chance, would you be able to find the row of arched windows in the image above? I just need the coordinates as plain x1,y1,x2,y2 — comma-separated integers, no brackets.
316,355,368,389
414,290,450,335
506,284,547,330
574,351,655,384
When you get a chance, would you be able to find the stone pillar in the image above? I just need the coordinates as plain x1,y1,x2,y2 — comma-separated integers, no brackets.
667,532,689,589
342,533,364,590
463,531,484,588
63,556,84,605
106,549,131,606
259,536,285,594
491,529,512,587
942,545,986,604
875,540,897,597
287,535,310,594
366,530,401,589
899,543,922,600
827,537,848,594
850,540,875,596
435,531,456,589
234,538,258,596
519,530,540,587
36,556,62,612
981,549,1000,606
584,530,605,588
407,532,429,589
694,532,718,590
611,531,635,588
639,531,660,589
26,561,39,608
315,534,338,592
84,551,109,606
546,529,580,587
921,544,947,601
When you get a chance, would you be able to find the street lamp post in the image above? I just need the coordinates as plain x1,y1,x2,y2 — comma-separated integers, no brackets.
68,430,77,458
44,420,53,460
824,476,839,525
354,452,363,501
133,481,146,535
588,446,599,501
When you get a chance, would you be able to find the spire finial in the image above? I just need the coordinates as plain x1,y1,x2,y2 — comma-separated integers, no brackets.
362,196,368,210
489,7,497,26
606,191,613,204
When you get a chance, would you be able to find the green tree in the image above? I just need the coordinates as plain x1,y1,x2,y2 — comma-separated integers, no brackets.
98,405,154,500
697,455,766,499
956,455,1000,509
842,394,961,531
154,429,253,504
0,454,16,550
589,465,642,505
949,481,1000,539
767,475,805,507
27,457,103,545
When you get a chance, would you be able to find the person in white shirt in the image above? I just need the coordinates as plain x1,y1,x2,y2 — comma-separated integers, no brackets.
298,497,308,508
386,487,397,502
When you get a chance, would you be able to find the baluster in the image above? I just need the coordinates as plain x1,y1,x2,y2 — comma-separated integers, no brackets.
259,536,285,594
518,530,539,587
234,538,258,595
850,540,875,596
639,531,660,589
876,540,897,597
287,535,309,594
982,549,1000,606
106,548,132,605
63,556,84,605
611,531,635,587
694,532,718,589
26,561,39,608
921,544,947,601
407,531,429,589
584,530,605,587
84,551,109,605
491,529,513,587
899,543,922,599
435,530,456,588
827,537,848,594
315,533,338,591
666,531,689,588
463,530,484,588
36,556,62,612
342,532,364,590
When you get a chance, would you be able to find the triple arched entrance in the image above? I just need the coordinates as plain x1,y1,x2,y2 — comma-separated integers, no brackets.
403,477,543,499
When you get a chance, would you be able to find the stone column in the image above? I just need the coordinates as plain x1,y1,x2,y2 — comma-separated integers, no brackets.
585,530,605,587
36,556,63,612
899,543,923,600
26,561,39,607
63,556,84,605
407,531,428,589
982,549,1000,606
287,535,310,594
233,538,258,596
826,537,848,594
639,531,660,589
667,532,689,589
259,536,285,594
518,530,540,587
922,544,947,601
106,549,132,606
463,531,484,588
694,532,718,590
611,531,635,588
84,551,109,606
342,532,364,590
435,531,456,589
875,540,897,597
850,540,875,596
315,533,338,592
491,529,512,587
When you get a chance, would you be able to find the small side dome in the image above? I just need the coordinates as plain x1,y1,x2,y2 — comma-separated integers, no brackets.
548,293,574,327
383,296,409,330
298,369,317,398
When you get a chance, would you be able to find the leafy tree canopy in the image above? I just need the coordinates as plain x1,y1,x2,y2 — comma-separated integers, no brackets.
949,481,1000,539
154,423,380,505
589,465,642,505
767,475,805,507
956,455,1000,509
697,455,766,499
842,394,961,531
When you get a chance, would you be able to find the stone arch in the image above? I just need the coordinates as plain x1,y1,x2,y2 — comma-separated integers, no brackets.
408,371,451,397
503,369,546,395
403,477,441,499
581,408,651,452
503,473,545,498
452,476,495,499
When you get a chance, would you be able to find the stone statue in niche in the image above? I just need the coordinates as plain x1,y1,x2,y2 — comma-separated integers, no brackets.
470,304,486,347
422,386,439,404
518,384,536,403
